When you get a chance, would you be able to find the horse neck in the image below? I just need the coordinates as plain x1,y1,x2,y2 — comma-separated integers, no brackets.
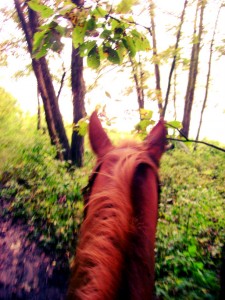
122,164,159,300
69,151,159,300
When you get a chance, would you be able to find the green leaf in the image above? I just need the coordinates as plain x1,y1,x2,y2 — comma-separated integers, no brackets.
58,3,76,16
103,47,120,64
131,30,151,52
140,108,153,120
111,19,121,31
188,244,197,257
113,25,126,39
34,45,48,59
131,29,141,39
116,41,126,62
116,0,136,13
100,29,112,39
135,119,151,131
33,30,47,52
28,1,54,18
98,45,105,60
55,24,66,36
79,41,96,57
87,17,96,31
167,120,182,129
92,7,107,18
74,119,88,136
194,261,204,270
87,45,100,69
122,36,136,57
72,22,87,49
32,21,65,57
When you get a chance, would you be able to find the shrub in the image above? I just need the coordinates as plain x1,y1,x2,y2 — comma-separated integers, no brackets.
156,146,225,299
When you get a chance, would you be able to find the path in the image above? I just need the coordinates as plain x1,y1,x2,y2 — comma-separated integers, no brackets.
0,197,70,300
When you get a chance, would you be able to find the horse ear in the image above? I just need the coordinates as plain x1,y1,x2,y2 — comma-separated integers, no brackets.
145,119,167,165
89,111,113,157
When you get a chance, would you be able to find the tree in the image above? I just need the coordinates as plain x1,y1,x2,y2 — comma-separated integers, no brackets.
71,46,86,166
8,0,151,166
6,0,222,152
163,0,189,118
130,54,144,111
149,0,163,117
181,0,206,138
69,0,86,167
195,2,223,146
14,0,71,161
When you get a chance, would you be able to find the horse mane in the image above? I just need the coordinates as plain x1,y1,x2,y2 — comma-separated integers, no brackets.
68,141,159,300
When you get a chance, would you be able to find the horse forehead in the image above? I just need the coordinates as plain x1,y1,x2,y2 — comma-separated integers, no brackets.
111,141,144,156
95,143,154,178
97,142,158,176
101,145,143,164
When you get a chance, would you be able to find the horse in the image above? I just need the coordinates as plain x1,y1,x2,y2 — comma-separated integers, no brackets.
67,111,167,300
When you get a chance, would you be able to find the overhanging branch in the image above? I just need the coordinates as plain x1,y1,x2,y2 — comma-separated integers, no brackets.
167,124,225,153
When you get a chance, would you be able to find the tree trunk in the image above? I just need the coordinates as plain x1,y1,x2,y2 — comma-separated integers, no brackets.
163,0,189,118
129,55,144,115
173,66,178,120
71,47,86,167
37,87,41,130
14,0,71,161
70,0,86,167
195,3,222,148
181,0,205,138
149,0,163,117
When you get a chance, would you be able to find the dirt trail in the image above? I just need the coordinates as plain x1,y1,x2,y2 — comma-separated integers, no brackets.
0,198,70,300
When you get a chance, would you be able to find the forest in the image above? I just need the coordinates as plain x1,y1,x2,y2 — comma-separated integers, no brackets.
0,0,225,299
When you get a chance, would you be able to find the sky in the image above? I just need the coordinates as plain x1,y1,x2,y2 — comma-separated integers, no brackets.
0,0,225,143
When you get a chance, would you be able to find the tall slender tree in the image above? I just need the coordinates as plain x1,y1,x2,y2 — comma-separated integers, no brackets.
195,2,222,146
149,0,163,117
163,0,189,118
181,0,206,137
14,0,71,161
130,55,145,112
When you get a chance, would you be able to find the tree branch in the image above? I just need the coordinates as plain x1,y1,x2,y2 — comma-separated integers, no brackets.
106,15,152,34
167,137,225,153
167,124,225,153
57,70,66,101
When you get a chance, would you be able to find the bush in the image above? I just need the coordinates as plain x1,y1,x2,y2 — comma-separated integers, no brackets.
0,88,90,254
0,133,89,253
156,146,225,299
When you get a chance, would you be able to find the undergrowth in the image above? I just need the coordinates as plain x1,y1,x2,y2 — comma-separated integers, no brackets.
156,145,225,299
0,89,224,298
0,133,90,254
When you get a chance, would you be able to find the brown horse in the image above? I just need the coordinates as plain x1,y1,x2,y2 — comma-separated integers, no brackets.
68,111,167,300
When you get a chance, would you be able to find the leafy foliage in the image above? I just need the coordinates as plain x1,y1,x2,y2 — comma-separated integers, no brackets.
0,87,24,168
73,117,89,136
0,88,91,253
116,0,139,14
28,0,54,18
0,132,91,253
29,0,150,68
134,108,155,138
